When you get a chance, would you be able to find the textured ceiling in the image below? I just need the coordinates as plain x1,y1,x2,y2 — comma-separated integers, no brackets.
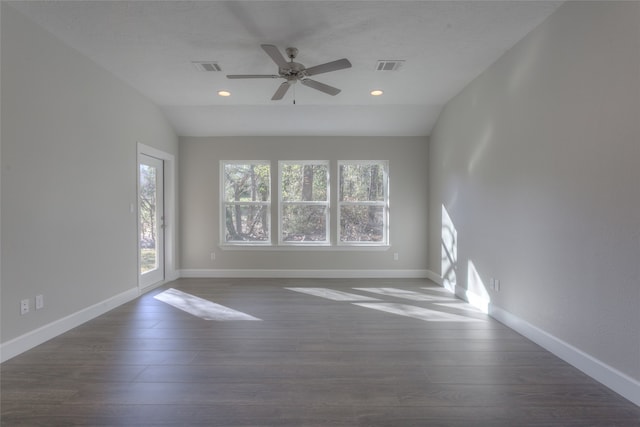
8,1,562,136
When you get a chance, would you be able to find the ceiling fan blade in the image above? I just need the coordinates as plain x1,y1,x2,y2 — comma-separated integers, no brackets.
301,79,341,96
272,82,291,100
304,58,352,76
227,74,280,79
261,44,288,68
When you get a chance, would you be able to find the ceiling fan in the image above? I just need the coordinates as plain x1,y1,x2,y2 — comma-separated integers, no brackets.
227,44,352,101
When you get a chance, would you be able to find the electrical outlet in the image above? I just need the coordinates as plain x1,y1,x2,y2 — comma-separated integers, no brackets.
20,299,30,315
210,252,216,261
393,252,399,261
36,294,44,310
495,279,501,292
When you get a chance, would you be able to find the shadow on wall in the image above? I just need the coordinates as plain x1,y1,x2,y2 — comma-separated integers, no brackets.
441,204,457,293
441,204,491,313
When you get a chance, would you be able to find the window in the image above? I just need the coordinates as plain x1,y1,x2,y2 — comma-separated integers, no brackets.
220,160,389,247
338,161,389,245
279,161,329,245
221,161,271,244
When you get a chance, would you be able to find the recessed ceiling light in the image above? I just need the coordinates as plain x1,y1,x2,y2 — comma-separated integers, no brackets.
370,90,384,96
218,90,231,97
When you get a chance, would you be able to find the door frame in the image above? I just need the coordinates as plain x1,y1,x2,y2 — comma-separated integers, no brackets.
138,153,165,287
137,142,176,292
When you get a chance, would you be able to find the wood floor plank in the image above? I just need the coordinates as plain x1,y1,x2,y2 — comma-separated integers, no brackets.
422,365,597,385
2,278,639,426
0,364,146,384
354,405,640,427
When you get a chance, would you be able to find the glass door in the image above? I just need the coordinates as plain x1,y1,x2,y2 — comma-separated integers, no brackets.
139,154,164,288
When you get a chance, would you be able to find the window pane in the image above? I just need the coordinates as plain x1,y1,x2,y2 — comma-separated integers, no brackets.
281,205,327,242
224,163,270,202
340,205,384,242
139,164,157,272
225,205,270,242
339,163,385,202
281,164,328,201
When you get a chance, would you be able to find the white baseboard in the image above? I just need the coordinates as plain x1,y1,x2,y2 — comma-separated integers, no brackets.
166,269,180,282
425,269,442,285
489,304,640,407
179,269,431,279
0,287,139,363
139,276,177,294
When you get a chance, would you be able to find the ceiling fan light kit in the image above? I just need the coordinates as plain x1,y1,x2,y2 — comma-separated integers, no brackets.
227,44,352,101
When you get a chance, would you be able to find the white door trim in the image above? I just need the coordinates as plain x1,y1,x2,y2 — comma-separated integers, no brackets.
137,142,176,292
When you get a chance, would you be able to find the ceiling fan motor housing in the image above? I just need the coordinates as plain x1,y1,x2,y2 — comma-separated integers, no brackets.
280,61,306,80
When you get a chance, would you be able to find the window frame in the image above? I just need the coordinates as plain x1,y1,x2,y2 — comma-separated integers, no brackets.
337,160,389,246
278,160,331,246
220,160,272,246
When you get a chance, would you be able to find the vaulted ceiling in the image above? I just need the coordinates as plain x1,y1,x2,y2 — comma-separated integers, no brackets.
8,1,562,136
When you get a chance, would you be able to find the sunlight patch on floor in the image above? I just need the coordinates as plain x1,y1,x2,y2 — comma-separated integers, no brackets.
432,302,486,314
420,287,453,294
285,287,380,301
352,302,483,322
353,287,451,301
154,288,261,321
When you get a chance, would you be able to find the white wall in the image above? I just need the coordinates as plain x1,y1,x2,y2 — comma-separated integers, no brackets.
180,136,429,276
429,0,639,398
1,4,178,349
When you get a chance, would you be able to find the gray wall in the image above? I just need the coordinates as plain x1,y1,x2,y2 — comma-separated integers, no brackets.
1,4,178,343
429,1,639,381
180,136,429,274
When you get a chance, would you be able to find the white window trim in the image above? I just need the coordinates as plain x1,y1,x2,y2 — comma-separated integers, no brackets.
220,160,272,246
337,160,389,246
220,245,389,252
278,160,330,246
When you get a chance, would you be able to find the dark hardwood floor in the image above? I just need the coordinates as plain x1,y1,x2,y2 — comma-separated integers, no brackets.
2,278,639,426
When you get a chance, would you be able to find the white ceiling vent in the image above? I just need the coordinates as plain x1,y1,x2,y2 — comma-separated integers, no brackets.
192,61,222,72
375,60,405,71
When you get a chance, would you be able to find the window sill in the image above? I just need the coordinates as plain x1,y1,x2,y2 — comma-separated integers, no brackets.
220,244,390,252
